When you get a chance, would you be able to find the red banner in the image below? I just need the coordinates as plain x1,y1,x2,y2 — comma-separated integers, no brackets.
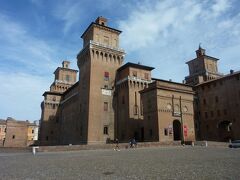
184,125,188,137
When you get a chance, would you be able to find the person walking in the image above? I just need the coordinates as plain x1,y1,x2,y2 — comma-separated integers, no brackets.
114,138,120,151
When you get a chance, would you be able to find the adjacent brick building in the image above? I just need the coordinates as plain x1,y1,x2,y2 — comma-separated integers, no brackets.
185,46,240,141
0,118,39,147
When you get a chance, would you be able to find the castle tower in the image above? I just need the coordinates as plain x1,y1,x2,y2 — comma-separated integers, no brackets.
39,61,77,145
115,63,154,142
77,17,125,144
185,46,223,85
50,61,78,93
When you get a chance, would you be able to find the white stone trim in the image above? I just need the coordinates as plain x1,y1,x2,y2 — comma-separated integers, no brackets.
60,92,78,105
116,76,152,85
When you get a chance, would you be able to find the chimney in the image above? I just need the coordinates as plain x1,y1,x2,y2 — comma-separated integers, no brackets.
62,61,70,68
230,69,234,74
95,16,108,26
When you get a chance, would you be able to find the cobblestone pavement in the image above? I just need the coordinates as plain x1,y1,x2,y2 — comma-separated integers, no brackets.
0,146,239,180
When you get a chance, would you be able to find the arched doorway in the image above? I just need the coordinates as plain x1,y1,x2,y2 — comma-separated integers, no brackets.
173,120,181,141
218,121,232,141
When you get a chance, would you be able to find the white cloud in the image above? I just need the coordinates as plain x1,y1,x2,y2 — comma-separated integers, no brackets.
117,0,240,81
53,1,84,34
0,14,58,73
0,13,64,121
29,0,42,7
211,0,231,17
0,72,51,121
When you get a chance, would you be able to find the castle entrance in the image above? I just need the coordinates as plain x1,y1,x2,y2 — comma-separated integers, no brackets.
218,121,232,141
173,120,181,141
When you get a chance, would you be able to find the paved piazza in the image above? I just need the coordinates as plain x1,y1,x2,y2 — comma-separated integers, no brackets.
0,146,239,179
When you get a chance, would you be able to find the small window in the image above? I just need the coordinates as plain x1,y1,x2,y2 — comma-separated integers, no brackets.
46,136,49,141
134,105,138,115
66,75,70,82
103,126,108,135
144,73,149,80
104,102,108,111
205,112,208,118
215,96,219,103
104,72,109,81
217,110,221,116
132,71,137,77
164,128,168,136
122,96,125,104
53,104,56,109
32,130,34,134
12,135,15,139
211,111,214,117
203,99,206,105
50,130,54,135
149,129,153,137
103,36,109,45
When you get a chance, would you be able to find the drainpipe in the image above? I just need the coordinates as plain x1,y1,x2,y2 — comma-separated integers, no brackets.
180,96,185,145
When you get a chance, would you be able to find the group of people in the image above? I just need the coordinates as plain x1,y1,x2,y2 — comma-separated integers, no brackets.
129,138,137,148
114,138,137,151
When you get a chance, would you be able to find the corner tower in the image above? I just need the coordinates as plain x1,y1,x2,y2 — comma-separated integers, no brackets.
39,61,77,145
185,46,223,86
77,17,125,144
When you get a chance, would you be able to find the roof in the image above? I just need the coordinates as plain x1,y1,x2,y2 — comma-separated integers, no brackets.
81,22,122,38
117,62,155,72
43,91,63,96
63,81,79,95
140,78,194,94
54,67,78,74
152,78,193,87
196,70,240,87
186,55,219,64
0,119,6,124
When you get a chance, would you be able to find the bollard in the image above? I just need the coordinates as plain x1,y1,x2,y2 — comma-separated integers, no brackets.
191,141,195,147
32,147,36,155
32,146,39,155
205,141,208,147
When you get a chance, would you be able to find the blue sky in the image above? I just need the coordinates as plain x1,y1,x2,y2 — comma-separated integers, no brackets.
0,0,240,121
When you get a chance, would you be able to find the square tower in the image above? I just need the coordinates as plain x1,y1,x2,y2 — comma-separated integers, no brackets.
77,17,125,144
185,46,223,85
